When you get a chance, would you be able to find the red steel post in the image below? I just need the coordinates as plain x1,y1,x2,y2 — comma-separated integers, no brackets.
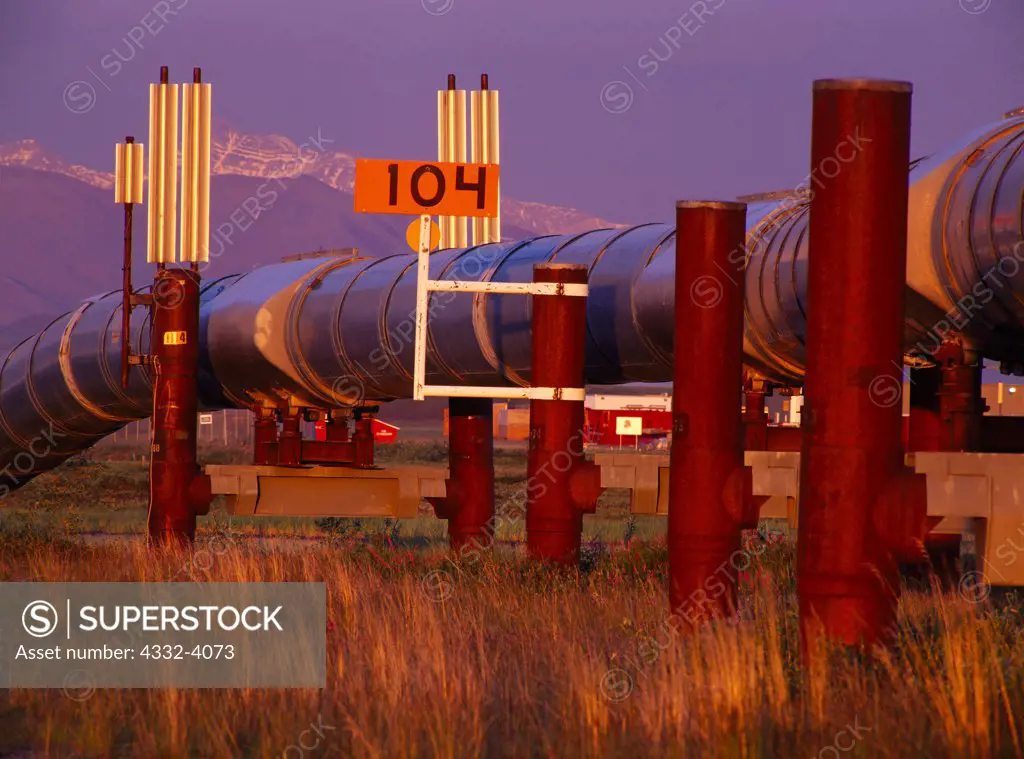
905,365,950,581
798,79,928,648
909,342,985,452
669,200,757,624
148,268,211,545
279,408,302,466
326,413,350,444
253,408,279,465
526,263,601,564
352,413,375,468
908,342,985,579
441,398,495,550
908,365,943,451
937,343,985,451
742,375,769,451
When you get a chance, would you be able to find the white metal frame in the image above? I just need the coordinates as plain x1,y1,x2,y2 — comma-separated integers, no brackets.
412,214,587,401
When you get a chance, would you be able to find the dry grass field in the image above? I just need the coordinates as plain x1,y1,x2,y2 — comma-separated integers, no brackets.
0,443,1021,758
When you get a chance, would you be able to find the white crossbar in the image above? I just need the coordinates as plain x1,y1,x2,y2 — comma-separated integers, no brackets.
427,280,588,296
422,385,586,401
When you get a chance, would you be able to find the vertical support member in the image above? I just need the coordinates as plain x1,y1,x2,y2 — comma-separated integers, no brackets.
433,398,495,551
149,268,210,543
526,263,602,564
147,66,213,545
907,341,984,581
797,79,928,648
668,201,758,625
114,136,144,388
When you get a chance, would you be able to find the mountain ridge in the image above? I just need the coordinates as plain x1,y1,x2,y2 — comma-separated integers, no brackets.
0,127,623,337
0,122,623,237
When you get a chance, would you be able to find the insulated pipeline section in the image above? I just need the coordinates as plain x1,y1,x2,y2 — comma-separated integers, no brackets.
932,115,1024,362
4,112,1024,494
256,225,686,409
0,290,153,492
0,276,237,495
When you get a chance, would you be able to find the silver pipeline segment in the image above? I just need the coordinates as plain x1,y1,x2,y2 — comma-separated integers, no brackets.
738,196,951,385
0,274,241,491
738,112,1024,383
4,114,1024,491
911,113,1024,366
201,226,682,411
0,224,687,494
0,291,154,484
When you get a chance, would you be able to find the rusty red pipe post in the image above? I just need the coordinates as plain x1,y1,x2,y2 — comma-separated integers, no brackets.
148,268,210,545
798,79,928,649
908,365,942,452
907,343,985,580
909,343,984,452
442,398,495,551
253,408,279,465
937,343,985,451
668,200,756,625
930,350,984,570
278,408,302,466
907,364,948,563
742,376,769,451
526,263,598,564
352,412,375,468
326,412,351,444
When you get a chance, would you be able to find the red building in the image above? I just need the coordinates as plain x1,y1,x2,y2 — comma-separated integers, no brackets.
584,393,672,449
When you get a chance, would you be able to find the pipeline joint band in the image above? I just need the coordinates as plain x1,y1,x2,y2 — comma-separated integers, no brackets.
59,303,128,423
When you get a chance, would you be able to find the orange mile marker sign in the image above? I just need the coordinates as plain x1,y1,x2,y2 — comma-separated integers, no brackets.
354,159,499,217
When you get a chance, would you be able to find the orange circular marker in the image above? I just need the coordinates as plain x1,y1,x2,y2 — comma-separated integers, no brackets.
406,217,441,253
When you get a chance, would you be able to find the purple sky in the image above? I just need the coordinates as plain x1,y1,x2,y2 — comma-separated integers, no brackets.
1,0,1021,223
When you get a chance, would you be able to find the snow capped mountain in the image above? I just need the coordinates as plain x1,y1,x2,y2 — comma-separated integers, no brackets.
0,139,115,190
0,123,623,237
0,124,626,333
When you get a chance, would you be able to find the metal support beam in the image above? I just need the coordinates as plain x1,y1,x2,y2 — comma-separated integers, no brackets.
114,135,144,389
742,375,769,451
937,343,986,451
668,200,756,625
253,408,279,465
278,409,302,466
147,268,211,544
909,364,944,452
798,79,928,649
594,450,794,522
207,463,447,519
526,263,601,564
907,343,987,582
432,397,495,550
352,413,376,469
